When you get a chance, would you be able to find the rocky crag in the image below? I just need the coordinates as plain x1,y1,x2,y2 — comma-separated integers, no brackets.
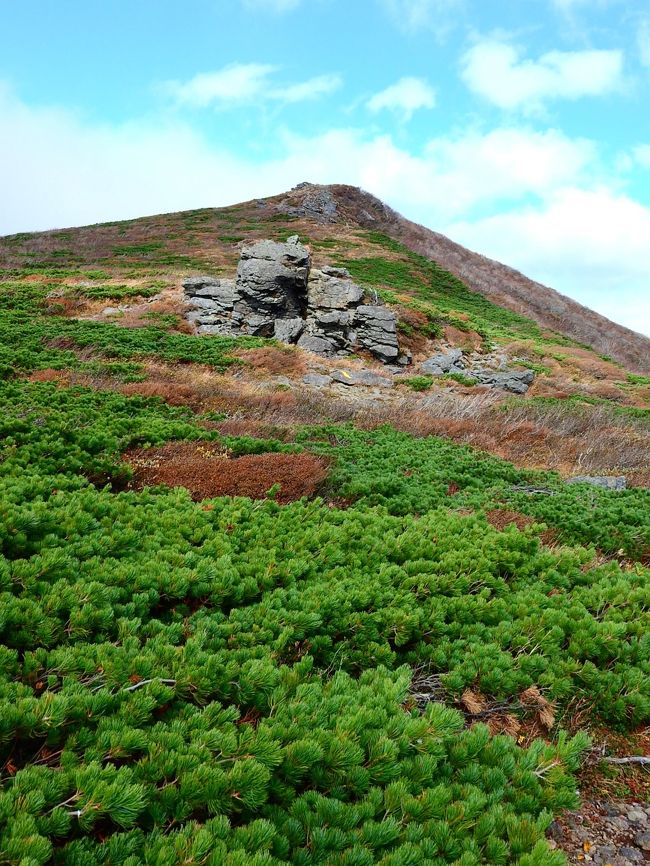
184,236,408,365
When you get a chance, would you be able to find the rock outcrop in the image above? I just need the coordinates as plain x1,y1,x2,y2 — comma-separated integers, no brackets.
566,476,627,490
420,348,535,393
184,236,405,364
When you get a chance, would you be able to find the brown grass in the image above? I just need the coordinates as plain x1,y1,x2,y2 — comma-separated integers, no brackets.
237,345,307,377
124,442,330,503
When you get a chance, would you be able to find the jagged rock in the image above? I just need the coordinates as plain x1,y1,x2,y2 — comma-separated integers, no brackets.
321,265,350,278
331,369,393,388
274,318,304,343
566,476,627,490
297,334,338,355
308,268,363,309
422,349,464,375
183,238,404,364
278,186,339,223
235,238,310,333
354,305,400,361
303,373,332,387
473,369,534,393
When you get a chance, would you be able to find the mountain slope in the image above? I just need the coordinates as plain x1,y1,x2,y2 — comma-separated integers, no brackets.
274,184,650,373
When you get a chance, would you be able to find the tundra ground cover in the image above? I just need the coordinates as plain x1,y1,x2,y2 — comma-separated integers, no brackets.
1,204,649,864
1,379,648,864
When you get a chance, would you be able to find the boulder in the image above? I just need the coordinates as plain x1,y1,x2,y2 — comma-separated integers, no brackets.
297,334,338,355
473,369,534,393
302,373,332,387
308,268,364,310
235,238,310,329
274,317,304,343
422,349,464,375
566,476,627,490
354,305,400,362
332,369,394,388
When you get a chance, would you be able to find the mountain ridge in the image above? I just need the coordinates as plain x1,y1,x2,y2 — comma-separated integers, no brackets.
271,183,650,372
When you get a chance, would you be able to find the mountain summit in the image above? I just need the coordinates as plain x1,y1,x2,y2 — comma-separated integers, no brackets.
270,183,650,372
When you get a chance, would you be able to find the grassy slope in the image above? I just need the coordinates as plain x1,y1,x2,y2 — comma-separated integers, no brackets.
0,203,649,864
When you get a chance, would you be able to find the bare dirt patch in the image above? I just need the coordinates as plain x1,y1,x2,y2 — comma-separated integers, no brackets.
124,442,330,503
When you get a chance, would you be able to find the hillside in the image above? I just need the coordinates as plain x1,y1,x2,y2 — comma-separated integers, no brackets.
0,189,649,865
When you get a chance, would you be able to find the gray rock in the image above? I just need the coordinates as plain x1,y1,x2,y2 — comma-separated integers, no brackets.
331,369,393,388
183,236,407,364
321,265,350,278
422,349,463,374
627,811,646,824
237,238,310,318
354,305,400,361
274,317,304,343
619,847,644,862
297,334,338,355
566,476,627,490
635,832,650,851
302,373,332,387
277,187,339,223
183,275,222,295
473,369,534,393
308,268,364,309
197,323,235,335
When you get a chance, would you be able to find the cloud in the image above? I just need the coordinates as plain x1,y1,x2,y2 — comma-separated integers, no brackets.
380,0,462,33
1,84,647,335
461,38,624,110
276,74,342,103
632,144,650,167
164,63,340,108
164,64,276,107
447,188,650,335
366,77,436,119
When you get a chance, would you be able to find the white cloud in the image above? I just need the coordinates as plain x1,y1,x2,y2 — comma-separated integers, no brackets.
276,74,342,103
164,63,340,108
633,145,650,166
380,0,462,32
367,77,436,119
1,84,648,336
447,188,650,335
461,38,624,110
165,64,276,107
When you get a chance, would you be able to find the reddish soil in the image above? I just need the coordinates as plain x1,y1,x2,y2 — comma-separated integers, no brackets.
124,442,330,503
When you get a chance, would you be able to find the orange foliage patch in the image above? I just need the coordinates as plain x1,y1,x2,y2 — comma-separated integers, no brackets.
237,345,306,376
124,442,330,503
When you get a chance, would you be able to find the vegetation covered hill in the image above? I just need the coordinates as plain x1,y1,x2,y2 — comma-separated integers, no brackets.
0,188,648,864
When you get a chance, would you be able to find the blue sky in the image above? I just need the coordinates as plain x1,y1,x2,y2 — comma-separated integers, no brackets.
2,0,649,334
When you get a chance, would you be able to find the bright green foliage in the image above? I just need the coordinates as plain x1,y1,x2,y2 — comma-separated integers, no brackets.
399,375,434,392
335,233,574,348
0,281,264,378
300,424,650,559
63,284,163,301
0,380,647,862
441,372,479,386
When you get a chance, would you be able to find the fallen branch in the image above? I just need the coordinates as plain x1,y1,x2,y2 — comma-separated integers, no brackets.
123,678,176,693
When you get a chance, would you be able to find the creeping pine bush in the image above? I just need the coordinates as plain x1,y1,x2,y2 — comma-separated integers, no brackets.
299,424,650,560
0,281,265,379
0,380,648,863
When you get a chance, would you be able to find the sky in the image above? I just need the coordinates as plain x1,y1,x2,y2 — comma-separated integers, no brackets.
2,0,649,335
